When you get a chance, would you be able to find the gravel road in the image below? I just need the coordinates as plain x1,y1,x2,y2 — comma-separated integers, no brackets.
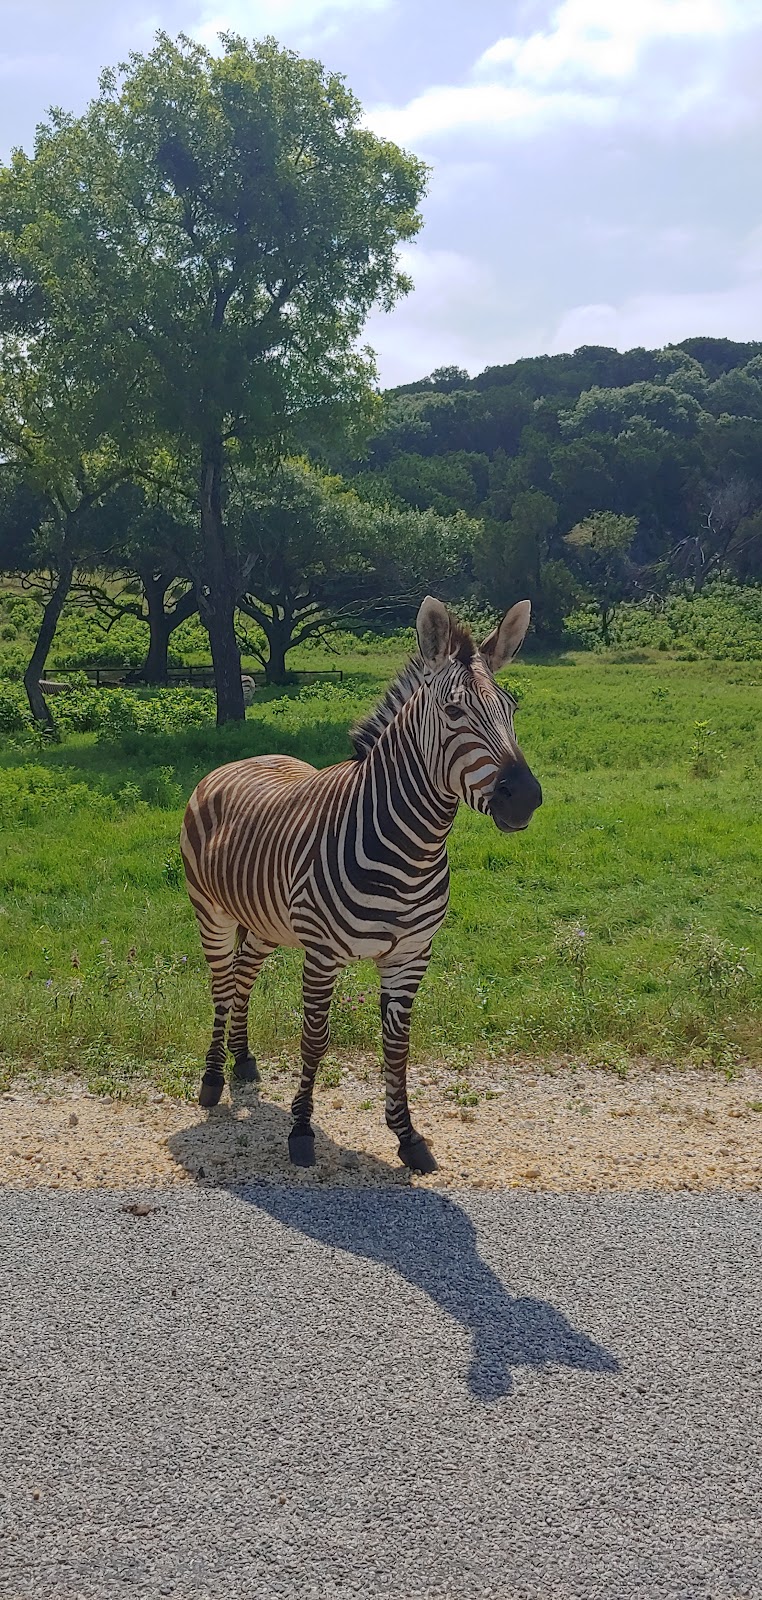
1,1186,760,1600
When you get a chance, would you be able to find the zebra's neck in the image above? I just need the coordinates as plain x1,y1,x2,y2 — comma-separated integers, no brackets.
351,654,427,760
362,689,458,859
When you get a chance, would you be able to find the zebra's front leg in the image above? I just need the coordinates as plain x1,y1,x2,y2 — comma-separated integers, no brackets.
289,948,339,1167
378,949,438,1175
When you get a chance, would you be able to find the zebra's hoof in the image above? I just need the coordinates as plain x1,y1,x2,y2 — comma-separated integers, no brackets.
199,1070,225,1109
288,1123,316,1168
232,1055,259,1083
398,1134,438,1175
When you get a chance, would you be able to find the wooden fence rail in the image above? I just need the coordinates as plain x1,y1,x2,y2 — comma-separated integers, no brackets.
77,666,344,689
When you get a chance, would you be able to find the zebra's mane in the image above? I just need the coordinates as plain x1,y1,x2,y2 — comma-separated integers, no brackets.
350,619,475,760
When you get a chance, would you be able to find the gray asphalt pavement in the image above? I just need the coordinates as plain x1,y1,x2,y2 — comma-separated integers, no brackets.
1,1185,760,1600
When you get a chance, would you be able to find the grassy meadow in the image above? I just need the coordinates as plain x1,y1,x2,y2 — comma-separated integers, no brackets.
0,641,760,1095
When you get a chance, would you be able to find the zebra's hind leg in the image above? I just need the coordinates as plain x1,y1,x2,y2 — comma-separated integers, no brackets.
195,910,239,1108
289,948,339,1167
378,949,438,1175
228,931,275,1083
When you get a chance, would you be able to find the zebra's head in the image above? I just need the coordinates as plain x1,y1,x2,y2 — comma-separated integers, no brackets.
416,595,542,833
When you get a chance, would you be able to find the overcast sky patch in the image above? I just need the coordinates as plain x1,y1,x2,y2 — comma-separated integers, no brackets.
1,0,760,384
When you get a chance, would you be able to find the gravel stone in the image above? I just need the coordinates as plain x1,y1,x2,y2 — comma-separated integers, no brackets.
2,1063,762,1193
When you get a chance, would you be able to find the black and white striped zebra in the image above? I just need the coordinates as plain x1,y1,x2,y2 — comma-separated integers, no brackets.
180,596,542,1173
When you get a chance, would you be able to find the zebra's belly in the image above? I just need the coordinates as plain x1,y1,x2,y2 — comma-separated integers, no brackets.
212,878,304,950
290,871,450,963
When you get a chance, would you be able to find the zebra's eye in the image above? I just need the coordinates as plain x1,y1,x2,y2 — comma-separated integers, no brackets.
445,701,468,721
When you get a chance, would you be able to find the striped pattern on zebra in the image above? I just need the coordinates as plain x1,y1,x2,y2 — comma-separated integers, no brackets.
180,595,542,1173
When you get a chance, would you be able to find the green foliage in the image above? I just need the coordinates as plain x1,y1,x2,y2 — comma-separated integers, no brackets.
236,457,480,680
95,688,216,742
53,616,150,671
564,511,638,642
0,587,149,672
0,680,31,733
566,580,762,658
169,614,212,665
0,764,116,827
560,381,703,439
689,721,724,780
353,337,762,639
162,849,184,890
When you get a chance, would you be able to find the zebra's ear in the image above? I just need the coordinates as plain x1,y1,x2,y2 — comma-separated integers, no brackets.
481,600,531,672
416,595,452,673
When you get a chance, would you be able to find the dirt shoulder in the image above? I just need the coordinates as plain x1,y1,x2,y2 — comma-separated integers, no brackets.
1,1058,761,1192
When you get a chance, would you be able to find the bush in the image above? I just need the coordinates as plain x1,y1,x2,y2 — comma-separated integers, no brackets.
0,682,31,734
96,687,216,742
0,764,115,827
51,612,149,671
0,645,29,680
564,581,762,659
52,687,109,734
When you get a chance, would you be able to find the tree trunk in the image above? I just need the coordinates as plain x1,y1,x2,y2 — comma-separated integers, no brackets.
264,614,294,685
139,570,197,685
198,452,244,725
143,607,172,685
23,554,76,726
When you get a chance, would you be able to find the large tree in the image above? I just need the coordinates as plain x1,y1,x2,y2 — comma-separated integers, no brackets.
0,340,128,722
473,488,579,638
78,484,199,685
564,511,639,642
0,31,426,722
236,459,477,681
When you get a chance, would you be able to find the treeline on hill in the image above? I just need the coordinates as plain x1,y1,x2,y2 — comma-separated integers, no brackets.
1,34,761,730
335,339,762,644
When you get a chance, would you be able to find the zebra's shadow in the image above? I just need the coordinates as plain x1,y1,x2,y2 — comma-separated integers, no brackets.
168,1086,619,1402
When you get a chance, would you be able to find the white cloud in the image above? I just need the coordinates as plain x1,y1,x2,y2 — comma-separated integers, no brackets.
192,0,388,49
549,277,762,355
366,0,762,145
368,81,616,143
475,0,735,85
367,219,762,388
364,246,544,386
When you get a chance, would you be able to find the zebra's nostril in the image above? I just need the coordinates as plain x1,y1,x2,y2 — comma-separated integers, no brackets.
492,764,542,817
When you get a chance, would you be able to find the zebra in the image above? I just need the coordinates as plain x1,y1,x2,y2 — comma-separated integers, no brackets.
180,595,542,1174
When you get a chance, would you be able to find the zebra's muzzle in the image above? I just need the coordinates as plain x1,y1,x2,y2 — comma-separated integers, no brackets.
489,762,543,833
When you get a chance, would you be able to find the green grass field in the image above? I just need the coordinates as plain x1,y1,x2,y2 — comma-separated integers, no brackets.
0,647,760,1095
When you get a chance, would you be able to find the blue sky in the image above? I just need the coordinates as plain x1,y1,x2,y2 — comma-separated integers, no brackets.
2,0,761,385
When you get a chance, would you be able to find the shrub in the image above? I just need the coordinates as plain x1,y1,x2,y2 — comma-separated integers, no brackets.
50,613,149,672
53,687,108,734
0,682,31,735
564,581,762,659
96,687,216,742
0,765,114,827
